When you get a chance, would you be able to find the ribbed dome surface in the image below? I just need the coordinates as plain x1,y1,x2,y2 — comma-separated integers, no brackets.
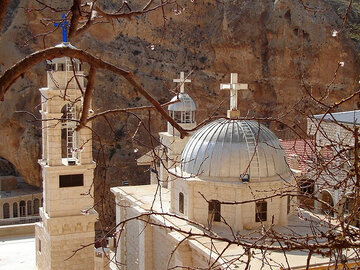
168,93,196,111
181,119,290,182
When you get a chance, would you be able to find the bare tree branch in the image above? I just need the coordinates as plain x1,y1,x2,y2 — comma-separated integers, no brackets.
0,45,188,137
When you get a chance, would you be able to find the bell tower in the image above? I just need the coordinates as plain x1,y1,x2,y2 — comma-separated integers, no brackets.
158,71,197,188
35,42,97,270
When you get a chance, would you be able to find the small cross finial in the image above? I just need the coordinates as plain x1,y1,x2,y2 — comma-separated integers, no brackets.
54,14,70,43
173,72,191,93
220,73,248,118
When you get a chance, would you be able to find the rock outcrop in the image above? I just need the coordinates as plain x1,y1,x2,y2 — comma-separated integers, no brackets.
0,0,359,193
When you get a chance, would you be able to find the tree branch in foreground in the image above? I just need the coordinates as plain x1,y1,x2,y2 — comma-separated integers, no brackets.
0,46,188,138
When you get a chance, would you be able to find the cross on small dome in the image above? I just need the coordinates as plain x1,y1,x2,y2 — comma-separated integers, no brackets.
173,72,191,93
220,73,248,118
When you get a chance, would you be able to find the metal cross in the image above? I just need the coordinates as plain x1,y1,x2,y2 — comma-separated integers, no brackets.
173,72,191,93
54,14,69,43
220,73,248,111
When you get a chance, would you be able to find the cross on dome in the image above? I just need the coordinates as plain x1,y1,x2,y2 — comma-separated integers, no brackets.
54,14,70,43
173,72,191,93
220,73,248,118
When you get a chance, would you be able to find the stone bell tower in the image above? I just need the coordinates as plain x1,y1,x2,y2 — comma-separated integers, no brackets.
35,42,97,270
158,71,197,187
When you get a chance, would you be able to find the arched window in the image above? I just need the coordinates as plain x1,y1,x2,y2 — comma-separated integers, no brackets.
33,199,40,215
255,201,267,222
208,200,221,222
13,202,18,218
179,192,184,214
27,200,32,216
20,201,26,217
3,203,10,219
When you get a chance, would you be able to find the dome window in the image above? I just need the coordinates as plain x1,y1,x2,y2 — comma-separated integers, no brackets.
208,200,221,222
179,192,184,214
255,201,267,222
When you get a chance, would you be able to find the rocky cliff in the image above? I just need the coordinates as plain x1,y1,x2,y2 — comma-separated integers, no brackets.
0,0,359,195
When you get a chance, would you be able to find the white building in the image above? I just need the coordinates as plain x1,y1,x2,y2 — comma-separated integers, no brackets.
307,110,360,223
110,73,360,269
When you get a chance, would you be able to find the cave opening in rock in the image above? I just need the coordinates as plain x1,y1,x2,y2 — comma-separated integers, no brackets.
0,156,43,222
0,156,19,177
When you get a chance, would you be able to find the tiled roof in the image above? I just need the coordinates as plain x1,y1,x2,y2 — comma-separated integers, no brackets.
280,139,316,175
280,139,334,175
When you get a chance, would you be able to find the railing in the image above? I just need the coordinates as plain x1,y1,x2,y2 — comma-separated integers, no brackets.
0,216,41,226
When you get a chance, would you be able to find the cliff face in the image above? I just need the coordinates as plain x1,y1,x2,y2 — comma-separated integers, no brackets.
0,0,359,190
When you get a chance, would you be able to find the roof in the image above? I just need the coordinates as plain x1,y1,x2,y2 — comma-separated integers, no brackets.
136,146,163,166
111,185,350,270
54,42,77,49
0,179,42,199
181,119,291,181
313,110,360,125
280,139,334,175
168,93,196,111
280,139,315,174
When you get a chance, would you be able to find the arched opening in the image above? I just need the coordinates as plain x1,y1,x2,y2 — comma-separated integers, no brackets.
3,203,10,219
319,190,334,217
256,201,267,222
0,156,19,177
179,192,184,214
27,200,32,216
13,202,18,217
208,200,221,222
298,178,315,209
19,200,26,217
61,104,79,162
33,198,40,215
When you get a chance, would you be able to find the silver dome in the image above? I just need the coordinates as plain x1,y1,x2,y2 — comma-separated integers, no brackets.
181,119,291,182
168,93,196,112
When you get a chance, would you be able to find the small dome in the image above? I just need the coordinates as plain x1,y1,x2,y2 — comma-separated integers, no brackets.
181,119,291,182
168,93,196,112
46,43,82,71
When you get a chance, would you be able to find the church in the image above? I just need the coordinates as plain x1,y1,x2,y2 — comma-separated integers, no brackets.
29,33,359,268
110,73,358,269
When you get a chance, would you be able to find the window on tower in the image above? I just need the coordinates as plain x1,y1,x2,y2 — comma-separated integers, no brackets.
184,112,192,123
61,104,78,161
57,63,65,71
173,111,182,123
59,174,84,188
